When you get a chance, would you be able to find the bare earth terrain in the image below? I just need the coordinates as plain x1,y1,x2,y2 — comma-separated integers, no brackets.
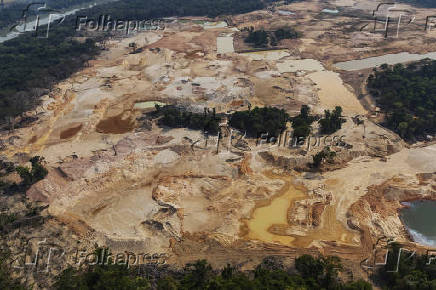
2,0,436,283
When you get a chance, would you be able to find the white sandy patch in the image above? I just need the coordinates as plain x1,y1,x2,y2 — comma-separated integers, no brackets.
192,76,222,91
144,64,171,83
161,77,193,98
254,70,281,79
335,0,354,6
154,149,180,164
203,21,228,29
217,36,234,54
277,59,325,73
241,50,290,61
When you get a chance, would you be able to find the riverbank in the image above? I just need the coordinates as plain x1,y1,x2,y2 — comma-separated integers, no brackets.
400,200,436,247
0,0,117,43
348,170,436,249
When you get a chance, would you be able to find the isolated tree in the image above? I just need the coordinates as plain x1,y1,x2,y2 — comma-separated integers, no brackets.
291,105,315,141
311,147,336,168
15,156,48,187
319,106,346,135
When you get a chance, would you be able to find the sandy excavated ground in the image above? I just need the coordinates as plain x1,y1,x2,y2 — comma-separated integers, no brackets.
1,0,436,275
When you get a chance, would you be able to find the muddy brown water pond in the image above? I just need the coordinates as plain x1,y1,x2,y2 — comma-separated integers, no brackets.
334,52,436,71
60,124,83,139
96,113,135,134
244,172,359,248
245,172,306,245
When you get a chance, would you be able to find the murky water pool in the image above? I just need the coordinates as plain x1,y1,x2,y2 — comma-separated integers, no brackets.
401,200,436,247
245,173,306,245
133,101,166,110
245,172,360,247
334,52,436,71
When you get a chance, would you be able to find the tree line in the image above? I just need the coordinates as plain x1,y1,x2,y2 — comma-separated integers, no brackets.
2,252,370,289
153,105,346,140
375,242,436,289
367,60,436,142
229,106,290,138
154,105,221,135
0,156,48,194
48,242,436,289
0,27,99,127
0,0,102,30
291,105,346,141
0,0,273,129
244,27,302,48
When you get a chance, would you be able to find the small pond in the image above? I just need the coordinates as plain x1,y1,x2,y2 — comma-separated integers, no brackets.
400,200,436,247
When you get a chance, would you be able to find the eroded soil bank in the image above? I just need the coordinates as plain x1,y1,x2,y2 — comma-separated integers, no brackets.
2,1,436,286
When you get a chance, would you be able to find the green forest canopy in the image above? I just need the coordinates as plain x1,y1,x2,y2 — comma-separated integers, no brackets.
0,0,99,29
0,0,271,126
0,0,268,29
318,106,346,135
154,106,290,138
53,254,371,289
376,242,436,289
367,60,436,142
291,105,316,141
245,27,301,47
155,105,221,135
50,245,436,289
3,236,436,288
229,106,290,138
